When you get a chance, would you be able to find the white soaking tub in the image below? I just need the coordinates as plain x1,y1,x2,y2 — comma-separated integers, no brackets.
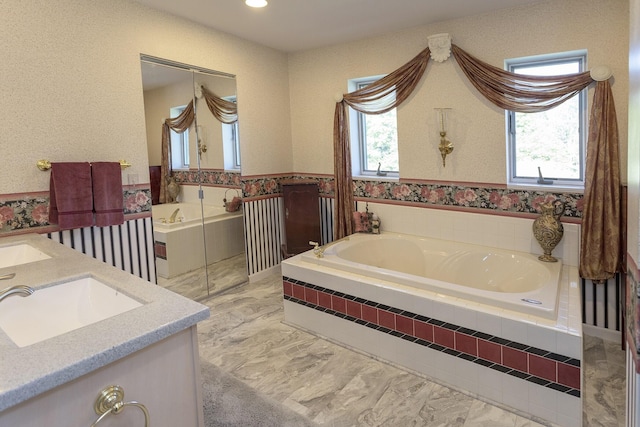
152,203,244,278
300,232,561,319
282,231,583,427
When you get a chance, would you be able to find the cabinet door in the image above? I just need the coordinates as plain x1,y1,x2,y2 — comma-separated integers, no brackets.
283,183,321,255
0,327,204,427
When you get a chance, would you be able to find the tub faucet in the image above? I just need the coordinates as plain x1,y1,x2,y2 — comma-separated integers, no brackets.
0,285,34,303
168,208,181,223
309,241,324,258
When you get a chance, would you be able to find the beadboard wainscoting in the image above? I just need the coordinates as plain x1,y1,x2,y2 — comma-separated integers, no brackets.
47,216,156,283
582,276,623,335
242,196,334,278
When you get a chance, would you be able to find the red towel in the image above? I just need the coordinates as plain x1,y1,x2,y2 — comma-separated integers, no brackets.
92,162,124,227
49,162,94,230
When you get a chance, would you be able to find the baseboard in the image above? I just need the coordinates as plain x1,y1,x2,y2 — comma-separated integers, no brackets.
582,323,621,343
249,264,281,283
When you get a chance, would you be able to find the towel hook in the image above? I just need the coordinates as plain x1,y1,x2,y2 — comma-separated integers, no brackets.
90,385,150,427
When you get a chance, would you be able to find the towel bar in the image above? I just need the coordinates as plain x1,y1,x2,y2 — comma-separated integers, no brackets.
36,159,131,171
90,385,150,427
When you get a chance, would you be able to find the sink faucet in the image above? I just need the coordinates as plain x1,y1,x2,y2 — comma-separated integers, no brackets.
0,285,34,303
168,208,181,223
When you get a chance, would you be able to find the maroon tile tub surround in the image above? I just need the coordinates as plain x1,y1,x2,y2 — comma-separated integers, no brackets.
283,277,580,398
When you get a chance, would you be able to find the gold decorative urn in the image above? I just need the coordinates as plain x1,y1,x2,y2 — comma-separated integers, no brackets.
532,200,565,262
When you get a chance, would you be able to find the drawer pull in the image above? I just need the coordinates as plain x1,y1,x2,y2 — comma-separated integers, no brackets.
90,385,150,427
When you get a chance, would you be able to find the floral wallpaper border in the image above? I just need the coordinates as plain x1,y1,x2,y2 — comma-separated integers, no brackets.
0,188,152,233
172,169,242,187
0,173,584,233
240,175,583,219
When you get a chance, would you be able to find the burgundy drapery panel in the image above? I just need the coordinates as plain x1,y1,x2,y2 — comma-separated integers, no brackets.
332,44,620,282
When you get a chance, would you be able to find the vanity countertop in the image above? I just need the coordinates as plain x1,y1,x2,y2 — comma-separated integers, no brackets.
0,233,210,412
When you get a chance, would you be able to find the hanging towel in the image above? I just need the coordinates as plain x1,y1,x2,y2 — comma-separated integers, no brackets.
49,162,94,230
92,162,124,227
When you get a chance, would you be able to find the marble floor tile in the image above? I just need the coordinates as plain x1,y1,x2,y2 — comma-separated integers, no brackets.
197,272,627,427
462,400,516,426
514,416,547,427
158,253,247,301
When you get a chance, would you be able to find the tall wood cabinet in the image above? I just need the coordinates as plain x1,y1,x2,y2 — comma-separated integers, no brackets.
281,180,321,258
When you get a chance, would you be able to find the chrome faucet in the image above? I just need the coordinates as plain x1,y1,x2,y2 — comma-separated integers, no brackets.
168,208,181,223
309,241,324,258
0,285,34,303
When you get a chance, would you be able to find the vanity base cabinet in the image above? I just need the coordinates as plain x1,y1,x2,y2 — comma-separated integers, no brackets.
0,327,204,427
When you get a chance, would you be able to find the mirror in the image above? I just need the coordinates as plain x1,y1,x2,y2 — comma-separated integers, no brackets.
141,56,247,301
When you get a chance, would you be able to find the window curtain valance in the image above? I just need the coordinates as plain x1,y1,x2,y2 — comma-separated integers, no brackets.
332,43,620,283
159,87,238,204
201,86,238,124
333,47,431,239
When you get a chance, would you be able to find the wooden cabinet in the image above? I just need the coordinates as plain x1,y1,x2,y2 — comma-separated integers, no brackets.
281,181,321,258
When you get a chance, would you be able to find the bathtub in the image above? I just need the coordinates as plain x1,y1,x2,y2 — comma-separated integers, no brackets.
152,203,229,230
152,202,244,278
301,232,561,319
282,231,583,426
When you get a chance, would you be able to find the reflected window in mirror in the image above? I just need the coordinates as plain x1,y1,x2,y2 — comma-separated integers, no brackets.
170,105,190,169
222,96,240,170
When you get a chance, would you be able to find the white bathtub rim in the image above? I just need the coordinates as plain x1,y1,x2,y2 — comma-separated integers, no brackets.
282,256,578,337
297,232,561,320
152,205,242,231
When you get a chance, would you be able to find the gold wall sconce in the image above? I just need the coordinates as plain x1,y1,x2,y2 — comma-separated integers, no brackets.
435,108,453,167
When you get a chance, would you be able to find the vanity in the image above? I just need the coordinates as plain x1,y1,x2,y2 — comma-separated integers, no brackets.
0,233,210,426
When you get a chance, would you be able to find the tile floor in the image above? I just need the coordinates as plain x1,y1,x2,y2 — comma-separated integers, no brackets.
196,272,626,426
158,254,248,301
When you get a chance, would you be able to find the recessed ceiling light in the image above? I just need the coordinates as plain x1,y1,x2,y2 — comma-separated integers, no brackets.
245,0,267,7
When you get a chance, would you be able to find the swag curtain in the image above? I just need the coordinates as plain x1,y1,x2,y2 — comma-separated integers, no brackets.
201,86,238,124
450,45,620,282
160,100,194,204
332,43,620,283
333,47,431,239
159,88,238,203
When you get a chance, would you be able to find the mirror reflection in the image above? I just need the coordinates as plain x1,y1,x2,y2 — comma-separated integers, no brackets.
141,56,247,301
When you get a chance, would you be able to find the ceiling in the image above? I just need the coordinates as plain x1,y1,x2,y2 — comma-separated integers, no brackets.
133,0,543,52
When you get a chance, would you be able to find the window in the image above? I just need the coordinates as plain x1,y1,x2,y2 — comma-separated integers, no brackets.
169,105,190,169
506,51,587,189
349,77,399,177
222,96,241,170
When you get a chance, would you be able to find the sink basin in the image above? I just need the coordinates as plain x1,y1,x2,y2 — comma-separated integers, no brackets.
0,277,142,347
0,243,51,269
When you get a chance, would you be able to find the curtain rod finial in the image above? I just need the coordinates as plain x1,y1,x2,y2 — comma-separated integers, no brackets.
590,65,612,81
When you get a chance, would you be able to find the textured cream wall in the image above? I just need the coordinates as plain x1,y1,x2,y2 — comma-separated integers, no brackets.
288,0,629,184
0,0,291,194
